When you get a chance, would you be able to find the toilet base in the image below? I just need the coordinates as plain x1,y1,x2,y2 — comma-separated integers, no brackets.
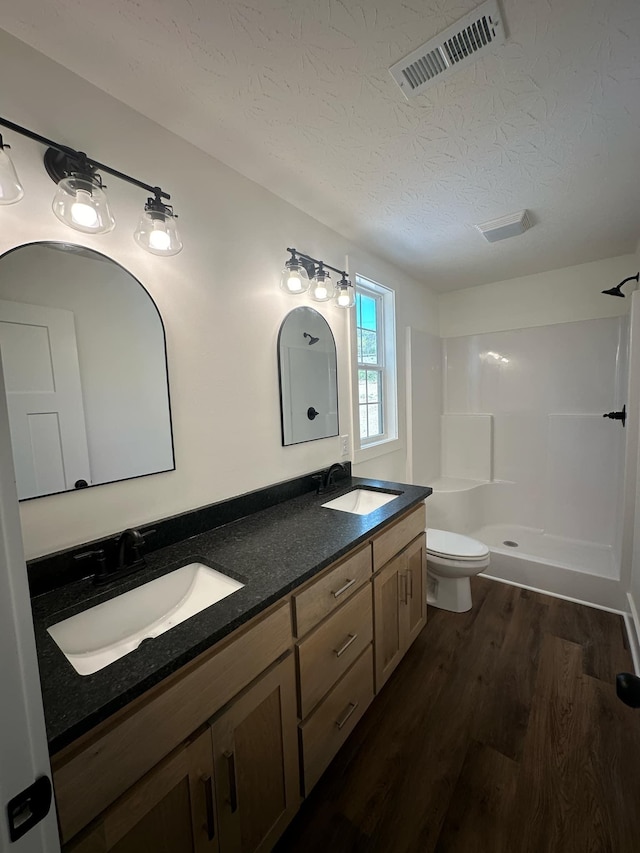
427,573,473,613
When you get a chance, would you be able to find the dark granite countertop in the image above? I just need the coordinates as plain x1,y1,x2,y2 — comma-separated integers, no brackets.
32,476,431,754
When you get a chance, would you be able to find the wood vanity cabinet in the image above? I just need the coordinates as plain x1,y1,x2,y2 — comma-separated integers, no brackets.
64,655,299,853
63,728,217,853
292,543,375,795
372,506,427,692
209,654,300,853
55,501,428,852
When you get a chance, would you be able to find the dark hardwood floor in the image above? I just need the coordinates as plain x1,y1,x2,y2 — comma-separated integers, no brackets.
275,577,640,853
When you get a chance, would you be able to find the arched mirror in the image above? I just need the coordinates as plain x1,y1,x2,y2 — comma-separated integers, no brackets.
278,306,338,446
0,242,174,499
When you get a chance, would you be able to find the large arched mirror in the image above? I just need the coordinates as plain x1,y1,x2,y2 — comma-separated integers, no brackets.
278,306,338,445
0,242,174,499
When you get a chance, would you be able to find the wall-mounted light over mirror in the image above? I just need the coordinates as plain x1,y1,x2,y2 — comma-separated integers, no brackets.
0,115,182,255
278,306,339,446
0,242,175,499
280,248,355,308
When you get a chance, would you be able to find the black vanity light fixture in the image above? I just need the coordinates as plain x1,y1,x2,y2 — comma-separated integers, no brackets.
0,115,182,256
280,247,355,308
602,273,640,298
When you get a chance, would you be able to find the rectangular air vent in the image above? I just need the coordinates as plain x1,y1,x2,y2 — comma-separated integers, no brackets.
389,0,506,98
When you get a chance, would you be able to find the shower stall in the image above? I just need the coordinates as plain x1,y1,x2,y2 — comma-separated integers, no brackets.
430,314,630,611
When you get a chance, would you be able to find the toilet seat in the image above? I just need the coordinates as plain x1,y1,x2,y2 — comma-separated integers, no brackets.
426,528,489,561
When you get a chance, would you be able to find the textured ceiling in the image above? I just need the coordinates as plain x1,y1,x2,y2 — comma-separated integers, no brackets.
1,0,639,291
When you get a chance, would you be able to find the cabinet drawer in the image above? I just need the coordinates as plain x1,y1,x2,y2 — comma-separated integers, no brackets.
292,544,372,637
299,645,374,795
372,504,425,572
297,584,373,718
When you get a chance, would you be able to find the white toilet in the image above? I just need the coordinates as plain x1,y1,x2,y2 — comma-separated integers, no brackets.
426,528,490,613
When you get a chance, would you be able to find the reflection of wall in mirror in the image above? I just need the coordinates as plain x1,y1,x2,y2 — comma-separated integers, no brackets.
287,347,338,442
0,245,173,488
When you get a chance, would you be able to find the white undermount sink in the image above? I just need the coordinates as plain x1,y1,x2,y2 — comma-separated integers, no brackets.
47,563,245,676
321,488,400,515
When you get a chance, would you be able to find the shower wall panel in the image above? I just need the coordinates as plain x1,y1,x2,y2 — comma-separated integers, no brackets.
443,316,627,549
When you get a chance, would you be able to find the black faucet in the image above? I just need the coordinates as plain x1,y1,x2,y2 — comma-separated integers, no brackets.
75,526,155,585
316,462,347,495
117,528,147,571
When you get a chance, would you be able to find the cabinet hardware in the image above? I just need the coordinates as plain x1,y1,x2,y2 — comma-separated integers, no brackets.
200,774,215,841
223,750,238,813
407,570,413,599
335,701,359,730
332,578,356,598
400,572,408,604
334,633,358,658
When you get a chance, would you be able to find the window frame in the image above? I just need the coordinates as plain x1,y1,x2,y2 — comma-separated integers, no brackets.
351,275,399,462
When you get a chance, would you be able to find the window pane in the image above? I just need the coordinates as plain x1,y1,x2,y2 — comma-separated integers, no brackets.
359,294,377,331
356,328,363,363
358,369,367,404
366,370,379,402
359,405,368,439
367,404,381,436
361,329,378,364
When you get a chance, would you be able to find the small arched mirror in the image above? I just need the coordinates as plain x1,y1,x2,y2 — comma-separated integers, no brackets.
0,242,174,499
278,306,338,446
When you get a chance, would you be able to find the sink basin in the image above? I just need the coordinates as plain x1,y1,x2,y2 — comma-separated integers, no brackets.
47,563,245,676
322,488,400,515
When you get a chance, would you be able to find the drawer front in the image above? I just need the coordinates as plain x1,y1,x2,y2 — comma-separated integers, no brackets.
53,603,292,843
300,645,374,795
297,583,373,719
372,504,425,572
293,543,372,638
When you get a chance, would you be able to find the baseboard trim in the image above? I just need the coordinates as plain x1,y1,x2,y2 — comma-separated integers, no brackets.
625,594,640,676
482,572,627,615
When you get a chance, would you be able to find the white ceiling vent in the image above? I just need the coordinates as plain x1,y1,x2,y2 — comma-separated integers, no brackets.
389,0,506,98
475,210,532,242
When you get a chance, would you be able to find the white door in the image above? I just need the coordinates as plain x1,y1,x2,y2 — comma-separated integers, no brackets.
0,352,60,851
0,300,91,499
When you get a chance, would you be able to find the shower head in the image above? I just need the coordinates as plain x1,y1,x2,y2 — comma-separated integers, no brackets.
602,272,640,297
303,332,319,345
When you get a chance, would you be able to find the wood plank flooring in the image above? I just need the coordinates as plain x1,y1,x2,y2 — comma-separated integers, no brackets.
274,577,640,853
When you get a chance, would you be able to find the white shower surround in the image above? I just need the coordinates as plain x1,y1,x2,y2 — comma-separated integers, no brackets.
436,315,630,611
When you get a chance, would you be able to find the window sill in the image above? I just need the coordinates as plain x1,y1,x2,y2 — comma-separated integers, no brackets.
354,436,403,465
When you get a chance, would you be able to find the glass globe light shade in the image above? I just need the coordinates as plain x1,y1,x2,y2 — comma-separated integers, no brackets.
310,270,335,302
0,143,24,204
52,175,115,234
336,278,355,308
280,259,309,294
134,206,183,256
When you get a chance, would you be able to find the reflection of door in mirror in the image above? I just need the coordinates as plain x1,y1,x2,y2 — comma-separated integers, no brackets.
0,243,175,499
0,300,90,499
278,307,338,446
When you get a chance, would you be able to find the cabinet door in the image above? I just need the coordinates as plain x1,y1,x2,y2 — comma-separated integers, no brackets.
402,534,427,650
64,729,218,853
210,654,300,853
373,554,404,692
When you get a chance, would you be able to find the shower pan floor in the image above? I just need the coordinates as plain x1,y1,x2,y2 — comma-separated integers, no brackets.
469,524,617,580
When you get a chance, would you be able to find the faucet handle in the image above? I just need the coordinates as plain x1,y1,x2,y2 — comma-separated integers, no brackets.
74,548,108,580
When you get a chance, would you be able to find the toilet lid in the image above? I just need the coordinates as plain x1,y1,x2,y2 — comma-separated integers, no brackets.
426,528,489,560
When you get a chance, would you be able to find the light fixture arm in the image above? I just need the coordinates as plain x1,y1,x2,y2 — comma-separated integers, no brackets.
0,115,171,201
286,247,347,279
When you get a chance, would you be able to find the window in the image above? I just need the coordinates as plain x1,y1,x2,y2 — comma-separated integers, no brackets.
353,276,398,455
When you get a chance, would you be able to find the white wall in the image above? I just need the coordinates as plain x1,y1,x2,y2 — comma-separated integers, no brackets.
0,245,173,484
439,255,636,338
0,31,439,558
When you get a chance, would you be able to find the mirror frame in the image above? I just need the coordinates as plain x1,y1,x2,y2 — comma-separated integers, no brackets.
277,306,339,447
0,241,175,500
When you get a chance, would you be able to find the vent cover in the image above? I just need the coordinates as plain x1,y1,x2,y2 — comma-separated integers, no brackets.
475,210,532,243
389,0,506,98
